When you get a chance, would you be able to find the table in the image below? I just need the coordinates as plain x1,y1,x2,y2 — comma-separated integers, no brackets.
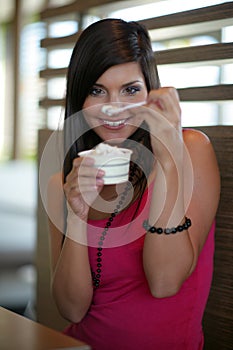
0,307,91,350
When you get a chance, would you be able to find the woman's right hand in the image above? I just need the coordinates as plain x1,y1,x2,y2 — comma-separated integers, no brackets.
63,156,105,220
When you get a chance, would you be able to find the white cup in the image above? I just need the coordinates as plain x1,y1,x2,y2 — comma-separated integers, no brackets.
78,147,133,185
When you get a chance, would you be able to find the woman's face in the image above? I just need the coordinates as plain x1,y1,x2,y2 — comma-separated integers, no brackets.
82,62,148,145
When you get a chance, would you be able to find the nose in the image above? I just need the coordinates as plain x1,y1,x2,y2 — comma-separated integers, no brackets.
108,91,125,104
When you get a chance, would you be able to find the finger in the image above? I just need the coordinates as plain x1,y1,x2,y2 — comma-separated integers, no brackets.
148,87,180,113
64,175,104,194
74,156,106,180
66,179,104,209
73,156,95,168
67,156,104,183
79,163,105,179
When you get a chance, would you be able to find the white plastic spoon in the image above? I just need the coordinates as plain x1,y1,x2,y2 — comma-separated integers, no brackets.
101,101,146,116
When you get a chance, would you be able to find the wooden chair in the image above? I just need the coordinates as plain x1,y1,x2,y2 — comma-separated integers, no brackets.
196,126,233,350
36,129,68,330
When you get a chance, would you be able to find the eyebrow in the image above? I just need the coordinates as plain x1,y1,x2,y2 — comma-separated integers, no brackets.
93,80,144,88
122,80,144,87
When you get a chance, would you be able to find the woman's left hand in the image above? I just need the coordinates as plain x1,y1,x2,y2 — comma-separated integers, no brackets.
142,87,183,164
147,87,181,127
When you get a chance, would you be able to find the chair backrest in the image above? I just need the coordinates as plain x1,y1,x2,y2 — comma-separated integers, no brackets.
195,126,233,350
36,128,68,330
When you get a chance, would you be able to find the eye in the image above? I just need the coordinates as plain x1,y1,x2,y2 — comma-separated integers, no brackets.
89,86,105,96
124,86,141,96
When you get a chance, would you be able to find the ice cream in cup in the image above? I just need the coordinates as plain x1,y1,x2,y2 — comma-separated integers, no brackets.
78,143,133,185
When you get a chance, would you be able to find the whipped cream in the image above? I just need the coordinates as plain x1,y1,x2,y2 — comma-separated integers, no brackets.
101,105,120,116
91,143,126,156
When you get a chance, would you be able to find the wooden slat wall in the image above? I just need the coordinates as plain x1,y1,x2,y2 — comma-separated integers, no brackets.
39,43,233,75
178,85,233,101
40,2,233,48
40,0,128,19
139,2,233,29
156,43,233,64
39,1,233,108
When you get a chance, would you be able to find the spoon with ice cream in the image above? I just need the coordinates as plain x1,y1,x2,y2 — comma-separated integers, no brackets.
101,101,146,116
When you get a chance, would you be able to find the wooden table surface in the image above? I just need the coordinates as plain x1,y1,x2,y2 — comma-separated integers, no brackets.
0,307,91,350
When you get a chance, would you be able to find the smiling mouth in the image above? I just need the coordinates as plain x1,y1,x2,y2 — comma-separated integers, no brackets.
103,119,126,127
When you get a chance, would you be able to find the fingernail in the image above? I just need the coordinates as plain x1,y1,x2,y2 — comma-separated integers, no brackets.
97,169,105,177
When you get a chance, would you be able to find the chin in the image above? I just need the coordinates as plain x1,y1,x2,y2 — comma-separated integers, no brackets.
104,138,126,146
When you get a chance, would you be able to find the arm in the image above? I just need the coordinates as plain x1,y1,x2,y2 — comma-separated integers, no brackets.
143,89,220,298
47,157,104,323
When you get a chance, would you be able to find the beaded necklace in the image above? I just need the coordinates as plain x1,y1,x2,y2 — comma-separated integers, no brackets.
92,162,137,289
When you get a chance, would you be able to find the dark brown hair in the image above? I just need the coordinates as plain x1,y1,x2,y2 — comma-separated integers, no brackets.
63,18,160,203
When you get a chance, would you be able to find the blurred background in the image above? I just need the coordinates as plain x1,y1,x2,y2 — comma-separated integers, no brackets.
0,0,232,325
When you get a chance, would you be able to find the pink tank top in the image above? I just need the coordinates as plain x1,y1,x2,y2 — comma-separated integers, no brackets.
64,185,215,350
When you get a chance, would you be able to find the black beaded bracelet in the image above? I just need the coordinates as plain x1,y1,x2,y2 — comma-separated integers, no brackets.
143,217,192,235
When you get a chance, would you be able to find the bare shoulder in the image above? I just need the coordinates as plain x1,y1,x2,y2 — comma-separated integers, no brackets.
182,128,218,165
183,128,211,148
182,127,219,173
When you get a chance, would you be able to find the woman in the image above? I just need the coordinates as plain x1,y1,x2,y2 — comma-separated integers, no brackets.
47,18,220,350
